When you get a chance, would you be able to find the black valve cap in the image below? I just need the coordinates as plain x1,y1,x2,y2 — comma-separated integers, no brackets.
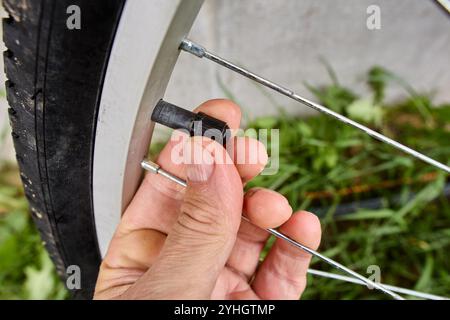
151,99,231,147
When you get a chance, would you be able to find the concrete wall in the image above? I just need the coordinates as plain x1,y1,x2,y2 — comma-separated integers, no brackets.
166,0,450,119
1,0,450,160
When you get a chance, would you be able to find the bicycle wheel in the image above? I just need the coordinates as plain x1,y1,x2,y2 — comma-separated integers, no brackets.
3,0,203,299
4,0,448,301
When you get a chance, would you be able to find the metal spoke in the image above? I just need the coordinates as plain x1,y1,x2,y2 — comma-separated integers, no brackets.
141,160,405,300
180,39,450,174
307,269,449,300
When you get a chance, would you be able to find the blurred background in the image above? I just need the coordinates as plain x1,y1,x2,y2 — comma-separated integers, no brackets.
1,0,450,299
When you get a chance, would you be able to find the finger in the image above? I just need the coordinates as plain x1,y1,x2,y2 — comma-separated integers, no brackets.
252,211,321,300
145,98,243,184
104,228,166,269
194,99,242,130
95,228,167,299
99,100,243,287
233,137,268,183
226,188,292,280
118,99,243,235
123,138,244,299
212,268,260,300
119,134,187,234
154,98,242,178
244,188,292,229
121,103,268,235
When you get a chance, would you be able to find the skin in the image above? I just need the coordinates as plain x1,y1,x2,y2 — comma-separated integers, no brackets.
94,99,321,300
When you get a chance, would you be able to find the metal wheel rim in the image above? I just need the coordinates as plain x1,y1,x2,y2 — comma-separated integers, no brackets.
93,0,204,256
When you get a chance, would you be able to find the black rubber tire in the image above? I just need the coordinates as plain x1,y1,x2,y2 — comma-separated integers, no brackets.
3,0,126,299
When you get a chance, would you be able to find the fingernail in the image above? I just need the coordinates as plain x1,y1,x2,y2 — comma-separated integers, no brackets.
185,141,215,182
245,187,262,198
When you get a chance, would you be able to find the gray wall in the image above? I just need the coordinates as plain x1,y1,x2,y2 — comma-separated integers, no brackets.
1,0,450,160
166,0,450,119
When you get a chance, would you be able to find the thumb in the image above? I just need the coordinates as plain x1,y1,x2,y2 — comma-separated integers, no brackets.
147,138,243,299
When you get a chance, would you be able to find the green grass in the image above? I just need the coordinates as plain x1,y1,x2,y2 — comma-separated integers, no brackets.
0,164,67,299
244,66,450,299
1,66,449,299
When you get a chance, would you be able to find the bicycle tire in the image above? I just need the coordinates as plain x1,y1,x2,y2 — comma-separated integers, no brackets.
3,0,125,299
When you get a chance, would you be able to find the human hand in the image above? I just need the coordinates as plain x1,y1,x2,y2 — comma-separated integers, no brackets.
94,99,321,300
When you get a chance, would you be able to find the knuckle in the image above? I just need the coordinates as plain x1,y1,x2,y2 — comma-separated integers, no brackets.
176,196,230,240
143,173,185,200
270,258,307,293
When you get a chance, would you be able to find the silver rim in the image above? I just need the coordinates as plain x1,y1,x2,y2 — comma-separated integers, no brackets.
93,0,204,257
